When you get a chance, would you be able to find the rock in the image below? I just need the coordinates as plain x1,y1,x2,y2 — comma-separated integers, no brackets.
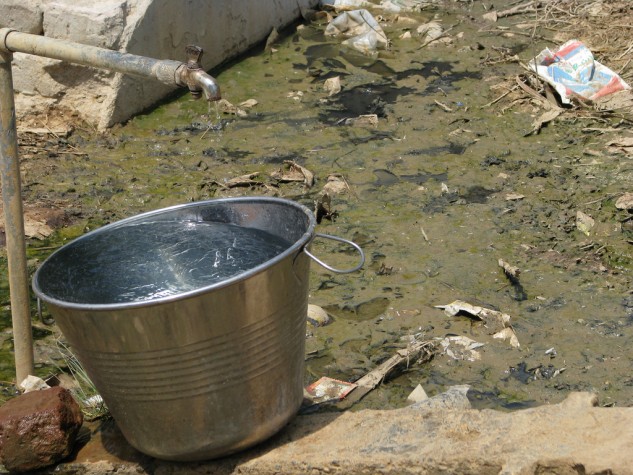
406,384,428,404
43,0,127,49
0,386,83,473
0,0,43,34
411,384,471,411
615,192,633,210
307,304,332,327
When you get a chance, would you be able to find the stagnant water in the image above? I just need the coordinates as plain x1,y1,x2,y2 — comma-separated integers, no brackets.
1,1,631,410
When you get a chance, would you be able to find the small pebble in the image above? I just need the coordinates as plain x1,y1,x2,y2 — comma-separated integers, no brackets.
307,304,331,327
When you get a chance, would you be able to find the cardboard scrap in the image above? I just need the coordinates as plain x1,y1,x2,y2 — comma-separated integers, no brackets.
436,300,520,348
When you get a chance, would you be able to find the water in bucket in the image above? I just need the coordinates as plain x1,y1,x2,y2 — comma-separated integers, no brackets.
37,220,291,304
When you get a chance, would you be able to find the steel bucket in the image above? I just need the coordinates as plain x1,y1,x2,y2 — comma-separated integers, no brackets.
32,197,363,461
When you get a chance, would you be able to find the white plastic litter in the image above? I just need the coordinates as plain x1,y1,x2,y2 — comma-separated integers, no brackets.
321,0,371,11
528,39,630,104
325,9,388,55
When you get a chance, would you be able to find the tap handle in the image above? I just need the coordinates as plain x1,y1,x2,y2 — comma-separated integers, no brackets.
185,45,203,69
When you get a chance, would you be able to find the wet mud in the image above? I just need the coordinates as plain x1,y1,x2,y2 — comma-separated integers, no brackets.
1,1,632,411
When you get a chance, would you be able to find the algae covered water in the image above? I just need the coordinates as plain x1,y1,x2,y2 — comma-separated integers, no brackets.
35,221,291,304
4,0,632,410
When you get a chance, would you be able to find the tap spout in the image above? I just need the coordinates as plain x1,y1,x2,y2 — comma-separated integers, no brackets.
176,45,221,101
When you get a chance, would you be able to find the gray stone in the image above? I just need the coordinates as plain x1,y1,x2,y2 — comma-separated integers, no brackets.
410,384,471,410
0,386,83,473
0,0,43,35
42,0,127,49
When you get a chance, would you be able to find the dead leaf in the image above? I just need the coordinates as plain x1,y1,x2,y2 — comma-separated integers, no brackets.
493,327,520,348
528,109,562,135
223,172,261,188
615,192,633,210
606,136,633,156
271,160,314,187
505,193,525,201
416,21,443,42
238,99,258,109
324,76,342,96
343,114,378,127
217,99,248,117
440,335,484,361
322,175,349,195
315,192,336,223
482,11,498,22
576,210,595,236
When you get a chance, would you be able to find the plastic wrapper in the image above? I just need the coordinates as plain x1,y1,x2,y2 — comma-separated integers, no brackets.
528,40,630,104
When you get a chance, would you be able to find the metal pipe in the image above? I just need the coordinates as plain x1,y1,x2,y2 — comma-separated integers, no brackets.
0,29,221,100
0,29,183,86
0,28,221,385
0,49,34,384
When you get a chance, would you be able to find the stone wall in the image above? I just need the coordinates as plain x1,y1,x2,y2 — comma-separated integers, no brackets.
0,0,318,129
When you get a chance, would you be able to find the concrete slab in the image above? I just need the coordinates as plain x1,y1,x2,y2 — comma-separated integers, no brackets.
0,0,319,129
47,392,632,474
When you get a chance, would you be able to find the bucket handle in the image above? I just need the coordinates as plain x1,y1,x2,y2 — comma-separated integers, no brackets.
303,233,365,274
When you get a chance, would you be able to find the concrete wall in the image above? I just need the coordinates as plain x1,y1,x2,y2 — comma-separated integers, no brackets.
0,0,319,129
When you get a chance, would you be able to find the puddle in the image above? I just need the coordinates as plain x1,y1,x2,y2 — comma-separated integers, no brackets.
3,1,632,412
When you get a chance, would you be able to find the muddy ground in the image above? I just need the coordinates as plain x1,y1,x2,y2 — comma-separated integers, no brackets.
1,0,632,412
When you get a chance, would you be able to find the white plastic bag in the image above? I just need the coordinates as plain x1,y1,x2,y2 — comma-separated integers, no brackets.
325,10,389,54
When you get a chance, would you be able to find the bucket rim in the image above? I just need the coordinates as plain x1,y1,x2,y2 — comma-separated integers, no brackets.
32,196,316,311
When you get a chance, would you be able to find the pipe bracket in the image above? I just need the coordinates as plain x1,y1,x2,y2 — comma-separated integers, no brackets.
0,28,16,54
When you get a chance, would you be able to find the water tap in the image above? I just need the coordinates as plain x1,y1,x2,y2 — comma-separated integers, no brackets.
176,45,221,102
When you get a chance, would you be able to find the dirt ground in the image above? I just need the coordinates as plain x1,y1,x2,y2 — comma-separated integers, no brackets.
1,0,632,414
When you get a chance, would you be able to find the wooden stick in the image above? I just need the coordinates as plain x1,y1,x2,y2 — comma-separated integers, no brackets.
337,340,436,409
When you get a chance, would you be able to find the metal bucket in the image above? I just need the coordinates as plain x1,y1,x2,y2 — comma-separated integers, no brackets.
32,197,363,461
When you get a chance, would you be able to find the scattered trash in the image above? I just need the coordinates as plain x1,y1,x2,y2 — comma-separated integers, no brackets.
615,193,633,211
321,174,352,196
217,98,249,118
307,304,332,327
527,108,562,136
321,0,370,12
304,376,357,405
545,347,557,358
264,27,280,52
416,21,443,43
325,10,388,55
315,192,336,223
19,375,51,393
287,91,304,101
576,210,595,236
410,384,471,410
337,338,436,408
222,172,261,188
528,40,630,104
439,335,484,361
339,114,379,127
270,160,315,187
436,300,520,348
505,193,525,201
607,137,633,157
83,394,104,408
498,258,520,279
239,99,258,109
324,76,342,96
406,383,428,404
377,0,432,13
483,1,536,22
